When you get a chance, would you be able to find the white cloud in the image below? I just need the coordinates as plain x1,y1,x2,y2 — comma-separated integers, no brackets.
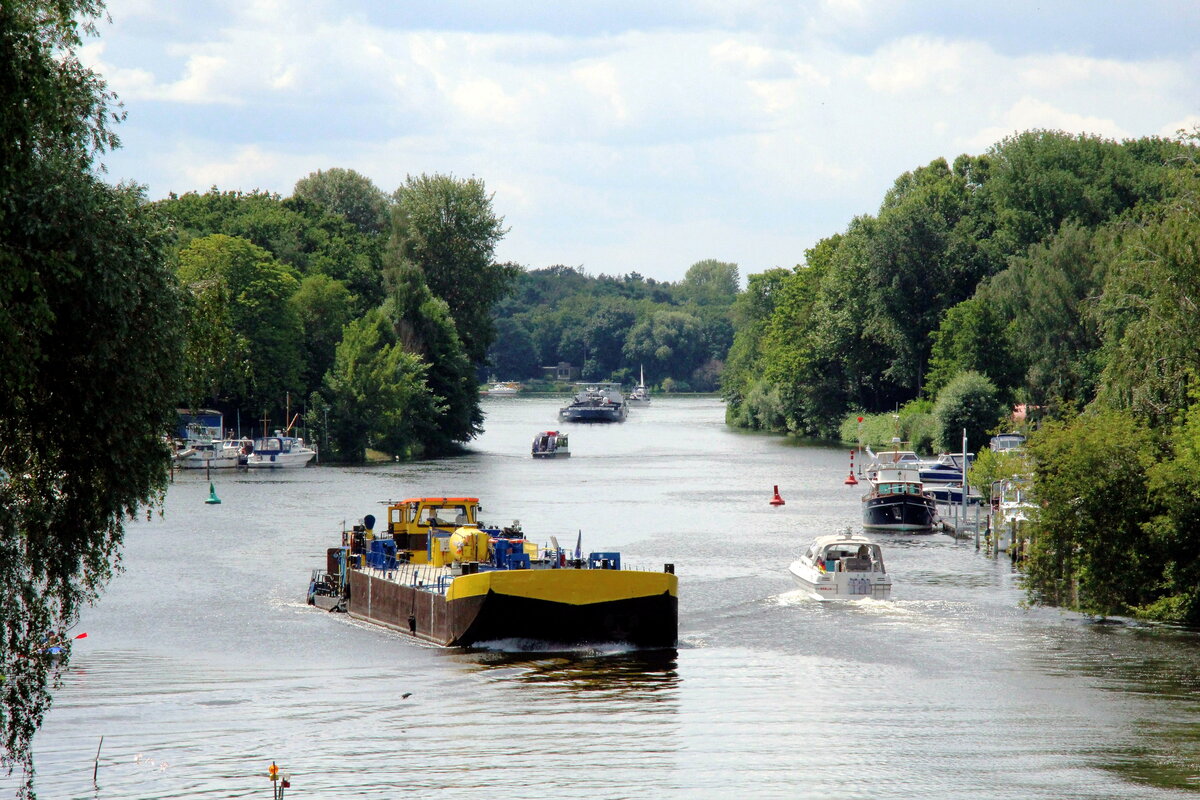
860,36,976,94
1161,115,1200,139
965,97,1128,151
89,2,1200,281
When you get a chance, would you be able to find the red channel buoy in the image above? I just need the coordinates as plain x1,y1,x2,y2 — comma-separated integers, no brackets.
844,450,859,485
769,485,785,506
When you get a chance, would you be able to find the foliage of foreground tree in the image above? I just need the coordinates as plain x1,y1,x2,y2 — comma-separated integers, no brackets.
1024,412,1161,618
0,3,185,793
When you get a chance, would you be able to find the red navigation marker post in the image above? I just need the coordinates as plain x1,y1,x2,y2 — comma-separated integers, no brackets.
770,485,785,506
844,450,859,485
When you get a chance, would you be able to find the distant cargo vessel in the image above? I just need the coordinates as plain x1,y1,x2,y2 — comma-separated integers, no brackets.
558,383,627,422
307,497,677,648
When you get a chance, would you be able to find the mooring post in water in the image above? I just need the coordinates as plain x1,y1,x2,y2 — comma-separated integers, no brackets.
268,761,291,798
93,735,103,784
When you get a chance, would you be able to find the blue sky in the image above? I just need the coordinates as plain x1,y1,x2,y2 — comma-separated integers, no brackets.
86,0,1200,283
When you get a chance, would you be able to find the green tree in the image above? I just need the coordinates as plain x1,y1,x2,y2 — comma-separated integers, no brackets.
386,262,482,449
1025,412,1160,617
293,167,390,236
390,174,517,364
1095,194,1200,426
1,5,185,792
931,371,1005,452
982,223,1107,412
1141,399,1200,623
487,317,540,379
156,189,384,311
679,259,739,306
177,234,304,416
323,309,439,460
623,309,706,380
291,273,354,396
925,296,1020,401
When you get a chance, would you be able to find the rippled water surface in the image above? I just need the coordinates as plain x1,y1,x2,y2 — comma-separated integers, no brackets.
13,397,1200,798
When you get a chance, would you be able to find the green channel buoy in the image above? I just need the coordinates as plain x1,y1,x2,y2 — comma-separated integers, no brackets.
205,482,222,504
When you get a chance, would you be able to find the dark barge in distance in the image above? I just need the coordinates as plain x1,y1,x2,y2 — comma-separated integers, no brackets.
307,497,677,648
558,383,628,422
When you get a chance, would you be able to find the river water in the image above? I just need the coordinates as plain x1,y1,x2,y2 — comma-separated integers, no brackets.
13,397,1200,799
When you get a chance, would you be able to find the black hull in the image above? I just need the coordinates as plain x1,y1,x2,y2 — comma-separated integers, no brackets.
453,591,677,648
863,494,938,532
347,570,677,648
558,406,627,422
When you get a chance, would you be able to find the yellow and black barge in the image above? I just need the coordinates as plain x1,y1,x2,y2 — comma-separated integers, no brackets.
307,497,677,648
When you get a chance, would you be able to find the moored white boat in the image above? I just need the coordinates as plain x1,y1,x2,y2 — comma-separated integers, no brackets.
174,437,249,470
788,531,892,601
245,432,316,468
487,381,521,396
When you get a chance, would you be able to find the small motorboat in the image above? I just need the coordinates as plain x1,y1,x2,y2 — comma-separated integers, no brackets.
245,431,317,468
487,381,521,396
531,430,570,458
788,531,892,601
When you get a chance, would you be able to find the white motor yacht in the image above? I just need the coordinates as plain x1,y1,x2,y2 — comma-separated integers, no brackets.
245,432,317,468
788,531,892,601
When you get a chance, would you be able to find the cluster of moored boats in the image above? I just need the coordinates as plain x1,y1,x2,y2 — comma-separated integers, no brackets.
171,411,316,470
787,431,1030,602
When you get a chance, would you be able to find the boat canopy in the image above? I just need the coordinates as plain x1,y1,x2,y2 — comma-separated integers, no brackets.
801,534,886,573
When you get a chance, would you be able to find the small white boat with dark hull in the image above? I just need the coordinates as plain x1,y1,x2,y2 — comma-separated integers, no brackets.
789,531,892,601
918,452,973,485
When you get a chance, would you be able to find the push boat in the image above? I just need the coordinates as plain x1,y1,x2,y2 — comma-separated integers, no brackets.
532,430,570,458
307,497,678,648
788,530,892,601
558,383,628,423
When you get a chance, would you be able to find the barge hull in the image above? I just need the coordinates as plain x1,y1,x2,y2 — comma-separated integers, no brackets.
348,570,677,648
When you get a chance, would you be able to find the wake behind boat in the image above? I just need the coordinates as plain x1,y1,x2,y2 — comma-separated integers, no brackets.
788,531,892,601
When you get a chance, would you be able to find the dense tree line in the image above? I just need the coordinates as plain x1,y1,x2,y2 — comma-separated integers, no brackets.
488,259,738,391
724,129,1200,624
157,169,516,461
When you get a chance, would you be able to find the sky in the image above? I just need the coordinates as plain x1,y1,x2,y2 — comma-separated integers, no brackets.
84,0,1200,283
